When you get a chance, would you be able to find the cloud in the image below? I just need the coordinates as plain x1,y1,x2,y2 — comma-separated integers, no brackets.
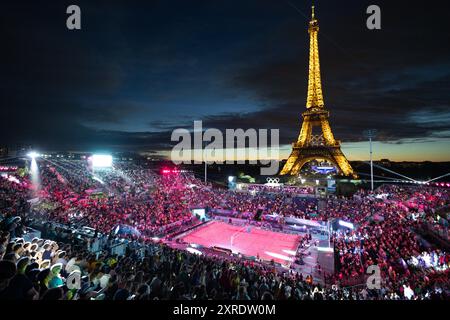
1,0,450,155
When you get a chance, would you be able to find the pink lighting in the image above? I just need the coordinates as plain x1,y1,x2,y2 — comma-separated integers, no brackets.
161,168,180,175
0,166,18,172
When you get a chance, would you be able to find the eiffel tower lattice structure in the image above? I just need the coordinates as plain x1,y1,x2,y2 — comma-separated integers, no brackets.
280,5,357,178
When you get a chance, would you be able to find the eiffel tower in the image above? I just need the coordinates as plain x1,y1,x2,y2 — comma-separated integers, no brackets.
280,5,357,178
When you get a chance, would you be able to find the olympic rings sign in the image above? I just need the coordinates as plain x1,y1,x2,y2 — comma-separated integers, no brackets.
266,177,280,184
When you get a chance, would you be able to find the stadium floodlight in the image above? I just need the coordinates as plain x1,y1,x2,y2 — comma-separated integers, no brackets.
26,152,40,190
91,154,113,168
27,151,39,159
363,129,378,191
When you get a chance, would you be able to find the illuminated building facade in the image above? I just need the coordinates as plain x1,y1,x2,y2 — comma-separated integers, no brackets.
281,5,357,178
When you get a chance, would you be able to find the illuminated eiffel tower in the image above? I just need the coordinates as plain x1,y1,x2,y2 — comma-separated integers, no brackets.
280,5,357,178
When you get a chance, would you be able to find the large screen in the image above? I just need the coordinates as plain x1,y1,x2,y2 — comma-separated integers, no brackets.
92,154,113,168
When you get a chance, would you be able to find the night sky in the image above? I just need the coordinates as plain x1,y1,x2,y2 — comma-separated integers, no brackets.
2,0,450,161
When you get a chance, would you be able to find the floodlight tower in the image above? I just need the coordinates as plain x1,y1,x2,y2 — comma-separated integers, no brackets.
26,151,40,193
27,151,39,159
363,129,378,191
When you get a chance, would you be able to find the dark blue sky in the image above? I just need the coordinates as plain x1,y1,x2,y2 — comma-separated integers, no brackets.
2,0,450,160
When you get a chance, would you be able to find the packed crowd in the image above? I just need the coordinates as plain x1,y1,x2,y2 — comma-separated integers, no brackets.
244,184,314,195
33,161,325,233
33,162,196,236
329,185,450,295
0,160,449,300
0,229,376,301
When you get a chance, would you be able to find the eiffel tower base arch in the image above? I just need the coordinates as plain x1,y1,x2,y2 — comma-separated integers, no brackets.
280,145,357,178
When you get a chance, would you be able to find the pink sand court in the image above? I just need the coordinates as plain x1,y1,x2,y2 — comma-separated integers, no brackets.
179,220,301,265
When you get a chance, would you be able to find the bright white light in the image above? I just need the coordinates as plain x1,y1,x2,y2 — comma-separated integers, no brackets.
282,249,297,256
186,247,203,255
92,154,113,168
2,174,20,185
192,208,206,219
228,176,234,183
8,175,20,184
338,220,354,229
317,247,334,253
93,176,104,184
29,156,40,193
315,179,319,185
27,151,39,159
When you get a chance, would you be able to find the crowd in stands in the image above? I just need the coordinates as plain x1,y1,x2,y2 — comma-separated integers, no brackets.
0,160,449,300
0,228,381,300
245,184,314,195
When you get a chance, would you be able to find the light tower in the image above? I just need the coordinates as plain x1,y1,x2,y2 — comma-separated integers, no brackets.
363,129,378,191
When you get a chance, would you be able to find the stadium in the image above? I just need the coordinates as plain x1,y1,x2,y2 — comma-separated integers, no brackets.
0,152,449,301
1,0,449,310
